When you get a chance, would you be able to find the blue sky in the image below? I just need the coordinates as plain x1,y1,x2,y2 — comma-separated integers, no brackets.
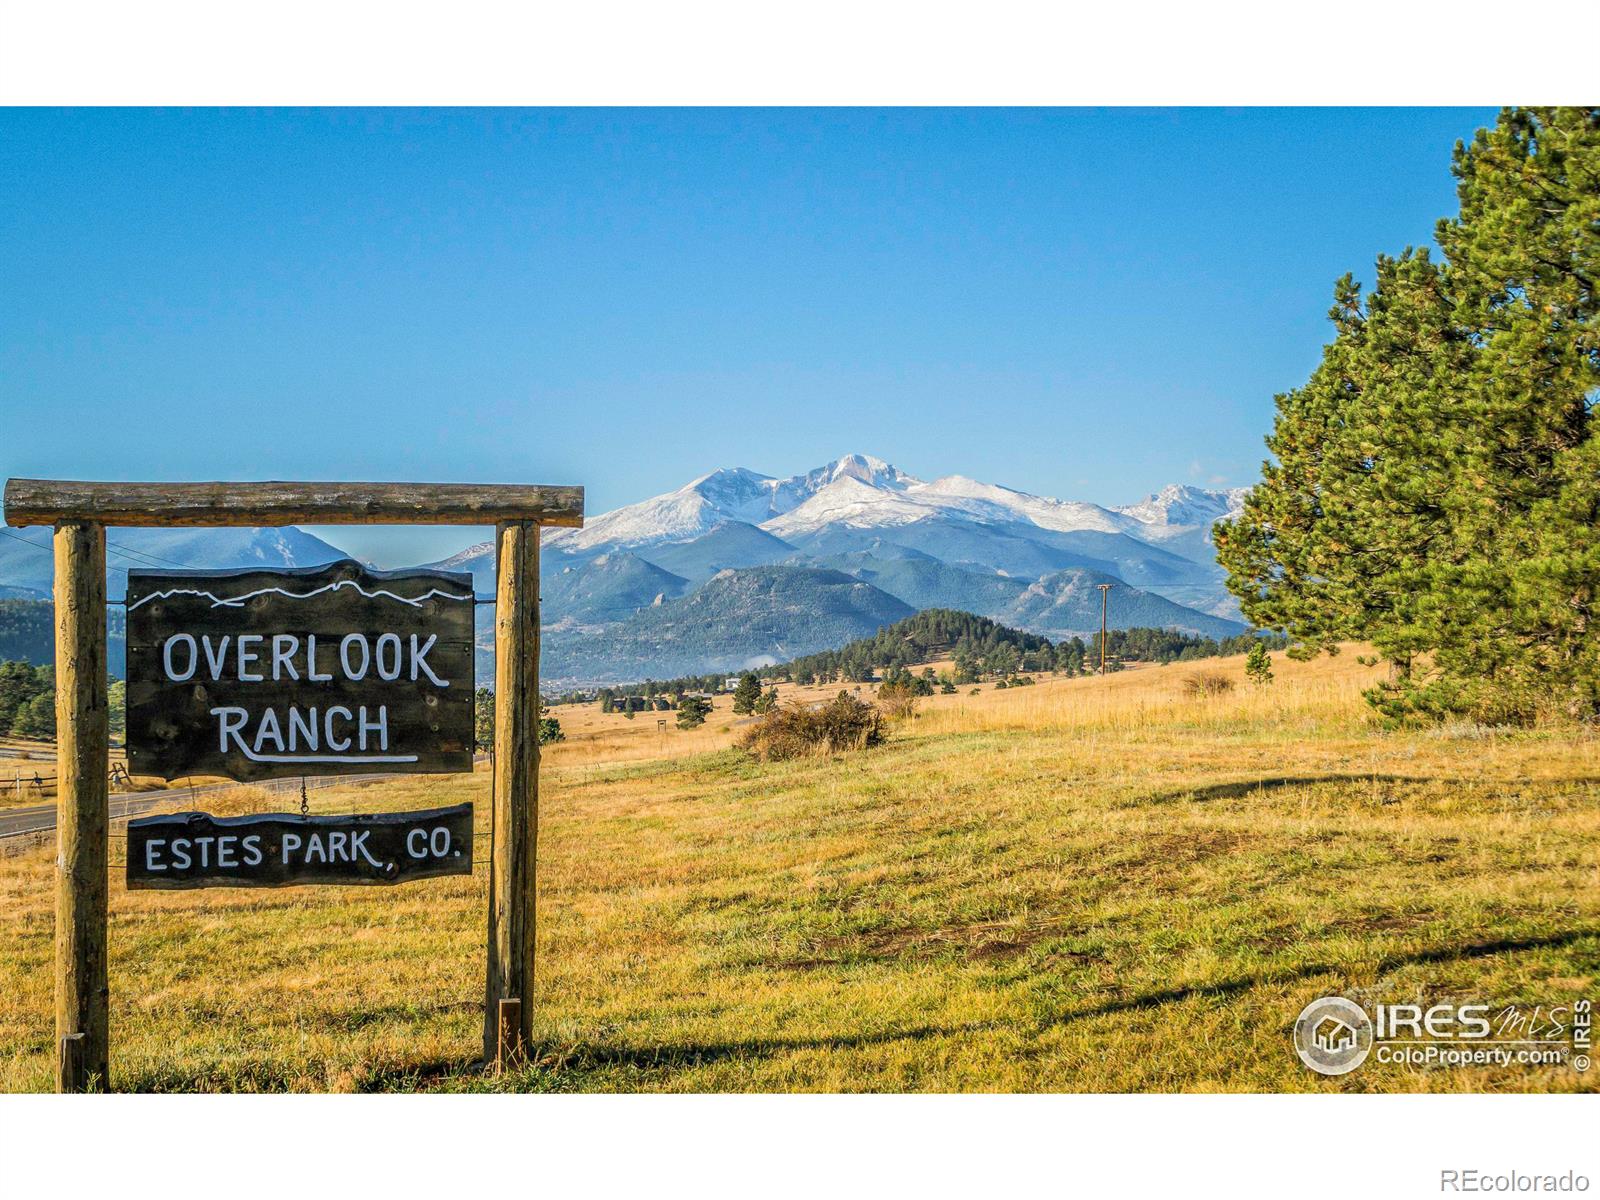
1,107,1497,563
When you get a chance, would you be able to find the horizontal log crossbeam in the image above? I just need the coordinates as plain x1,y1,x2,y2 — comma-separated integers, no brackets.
4,479,584,528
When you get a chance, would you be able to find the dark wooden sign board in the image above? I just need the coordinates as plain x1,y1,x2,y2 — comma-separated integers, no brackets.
126,803,473,889
125,560,474,781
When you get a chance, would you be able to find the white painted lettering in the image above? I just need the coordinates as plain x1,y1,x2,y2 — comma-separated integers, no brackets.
357,705,388,752
375,633,402,681
271,634,300,681
202,635,231,680
288,706,319,752
306,635,333,682
351,830,382,868
325,706,353,751
237,634,264,682
253,707,285,754
162,634,197,682
340,634,370,680
212,706,250,753
410,634,448,687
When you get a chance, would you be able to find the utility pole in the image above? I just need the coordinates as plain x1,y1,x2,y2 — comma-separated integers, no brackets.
1097,583,1113,676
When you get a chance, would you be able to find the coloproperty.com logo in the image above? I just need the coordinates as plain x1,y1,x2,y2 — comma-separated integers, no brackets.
1293,995,1592,1076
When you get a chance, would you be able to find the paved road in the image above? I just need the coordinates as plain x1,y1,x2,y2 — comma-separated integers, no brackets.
0,773,402,840
1,793,164,839
0,755,488,841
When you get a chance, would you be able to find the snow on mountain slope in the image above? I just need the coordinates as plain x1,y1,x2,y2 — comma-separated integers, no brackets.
911,475,1135,535
402,458,1255,656
767,453,916,515
1109,483,1249,570
1115,484,1248,529
545,454,924,555
762,470,1136,542
549,454,1225,574
544,466,779,554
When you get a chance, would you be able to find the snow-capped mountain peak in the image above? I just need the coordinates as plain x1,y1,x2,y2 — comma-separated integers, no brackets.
548,455,920,553
1115,484,1249,528
542,455,1247,573
767,453,918,515
433,541,494,569
546,466,776,553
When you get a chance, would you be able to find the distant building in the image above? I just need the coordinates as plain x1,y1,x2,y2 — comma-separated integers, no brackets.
723,676,741,692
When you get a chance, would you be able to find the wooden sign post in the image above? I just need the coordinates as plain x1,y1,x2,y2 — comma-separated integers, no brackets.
54,521,109,1092
3,478,583,1093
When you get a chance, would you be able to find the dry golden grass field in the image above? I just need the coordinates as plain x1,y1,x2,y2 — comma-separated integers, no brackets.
2,648,1597,1092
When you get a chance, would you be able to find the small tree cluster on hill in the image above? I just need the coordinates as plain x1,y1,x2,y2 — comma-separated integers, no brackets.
0,659,55,738
473,687,564,752
777,610,1062,685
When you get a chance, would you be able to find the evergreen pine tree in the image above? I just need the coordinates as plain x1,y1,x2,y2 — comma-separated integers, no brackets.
677,695,711,729
731,672,762,715
1244,641,1274,686
1218,106,1599,724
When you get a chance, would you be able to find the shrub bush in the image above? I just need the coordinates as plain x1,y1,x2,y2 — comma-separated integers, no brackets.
738,690,884,761
1183,670,1236,698
876,679,920,721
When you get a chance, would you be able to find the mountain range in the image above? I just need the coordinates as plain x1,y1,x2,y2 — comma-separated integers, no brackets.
0,525,346,600
0,455,1250,683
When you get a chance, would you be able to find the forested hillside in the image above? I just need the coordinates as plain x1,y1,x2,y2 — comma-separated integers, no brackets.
774,609,1059,683
0,600,127,676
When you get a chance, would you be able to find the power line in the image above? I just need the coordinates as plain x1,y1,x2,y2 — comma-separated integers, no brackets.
1,525,199,574
0,527,51,555
105,539,194,570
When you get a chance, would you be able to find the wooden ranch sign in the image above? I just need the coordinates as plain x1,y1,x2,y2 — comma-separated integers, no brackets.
4,475,583,1091
124,560,475,781
126,804,473,889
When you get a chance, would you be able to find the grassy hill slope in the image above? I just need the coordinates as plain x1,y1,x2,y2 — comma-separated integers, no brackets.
1,650,1595,1093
